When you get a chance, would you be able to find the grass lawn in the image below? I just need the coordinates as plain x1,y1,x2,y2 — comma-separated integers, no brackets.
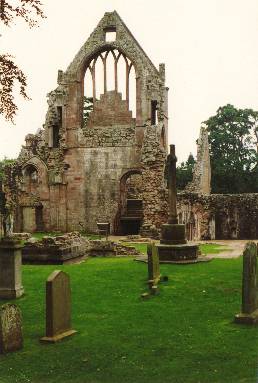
0,251,257,383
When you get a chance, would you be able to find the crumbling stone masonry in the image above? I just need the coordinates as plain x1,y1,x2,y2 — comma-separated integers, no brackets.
185,127,211,195
3,11,168,235
177,192,258,240
178,128,258,240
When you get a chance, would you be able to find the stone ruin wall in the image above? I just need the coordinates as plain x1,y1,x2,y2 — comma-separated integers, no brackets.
3,11,169,236
178,192,258,240
178,127,258,241
185,127,211,195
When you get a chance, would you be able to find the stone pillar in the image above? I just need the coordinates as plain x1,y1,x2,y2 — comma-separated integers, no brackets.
0,238,24,299
235,242,258,324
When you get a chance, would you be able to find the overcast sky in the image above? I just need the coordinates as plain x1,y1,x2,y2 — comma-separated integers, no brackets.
1,0,258,162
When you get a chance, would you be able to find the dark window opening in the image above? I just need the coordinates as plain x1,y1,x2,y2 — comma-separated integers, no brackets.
151,100,158,125
24,165,38,193
52,125,59,148
35,206,44,231
53,106,62,148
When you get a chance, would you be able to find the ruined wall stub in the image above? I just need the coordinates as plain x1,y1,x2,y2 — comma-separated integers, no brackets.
186,127,211,195
4,11,168,235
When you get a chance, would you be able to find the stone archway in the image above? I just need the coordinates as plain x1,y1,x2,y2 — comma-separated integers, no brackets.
116,169,143,235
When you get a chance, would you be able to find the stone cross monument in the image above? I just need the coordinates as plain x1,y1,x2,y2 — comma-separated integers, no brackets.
156,144,200,263
165,144,178,225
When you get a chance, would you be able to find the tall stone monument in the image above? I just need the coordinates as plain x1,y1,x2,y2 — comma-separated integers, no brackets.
40,270,77,343
235,242,258,325
157,145,199,263
0,304,23,353
0,238,24,299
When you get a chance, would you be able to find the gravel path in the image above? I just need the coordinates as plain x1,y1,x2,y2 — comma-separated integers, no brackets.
199,240,256,259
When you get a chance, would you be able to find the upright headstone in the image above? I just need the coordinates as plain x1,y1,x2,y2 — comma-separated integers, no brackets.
0,238,24,299
235,242,258,325
0,304,23,353
141,243,168,298
40,270,77,342
147,242,161,288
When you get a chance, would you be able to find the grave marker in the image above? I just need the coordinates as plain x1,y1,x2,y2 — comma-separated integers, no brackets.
141,242,167,297
40,270,77,342
147,242,161,290
0,304,23,353
235,242,258,325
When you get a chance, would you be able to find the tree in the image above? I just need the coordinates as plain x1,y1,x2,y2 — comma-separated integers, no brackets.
83,96,94,125
0,0,45,121
176,153,196,190
203,104,258,193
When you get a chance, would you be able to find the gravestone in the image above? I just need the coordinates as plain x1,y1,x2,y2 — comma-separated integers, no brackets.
235,242,258,325
40,270,77,343
147,242,161,290
141,242,165,298
0,304,23,353
0,238,24,299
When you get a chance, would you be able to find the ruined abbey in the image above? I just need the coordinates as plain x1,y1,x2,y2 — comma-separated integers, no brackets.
3,11,168,236
2,11,258,241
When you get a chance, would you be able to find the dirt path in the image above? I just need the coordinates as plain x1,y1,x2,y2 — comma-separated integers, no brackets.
109,236,256,259
199,240,256,259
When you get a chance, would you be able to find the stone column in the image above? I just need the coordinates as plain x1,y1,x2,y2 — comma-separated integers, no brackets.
0,238,24,299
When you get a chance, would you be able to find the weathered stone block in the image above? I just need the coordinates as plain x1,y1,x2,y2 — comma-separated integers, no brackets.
0,304,23,353
160,224,187,245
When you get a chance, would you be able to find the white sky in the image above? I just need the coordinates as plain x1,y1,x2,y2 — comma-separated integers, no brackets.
1,0,258,163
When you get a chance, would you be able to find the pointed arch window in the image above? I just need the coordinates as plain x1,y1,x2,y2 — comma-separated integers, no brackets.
84,48,136,120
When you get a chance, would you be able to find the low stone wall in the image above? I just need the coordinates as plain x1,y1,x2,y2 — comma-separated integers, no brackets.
22,233,141,264
22,232,91,264
89,240,141,257
10,233,31,241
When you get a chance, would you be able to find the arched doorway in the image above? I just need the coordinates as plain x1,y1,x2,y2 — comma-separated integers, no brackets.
117,170,143,235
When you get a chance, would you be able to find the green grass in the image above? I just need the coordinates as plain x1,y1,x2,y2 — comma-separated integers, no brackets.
0,256,257,383
199,243,231,255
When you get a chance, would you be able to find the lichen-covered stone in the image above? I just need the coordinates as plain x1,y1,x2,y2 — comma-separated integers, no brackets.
0,304,23,353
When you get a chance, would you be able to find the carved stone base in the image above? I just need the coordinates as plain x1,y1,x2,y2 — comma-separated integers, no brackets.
234,309,258,325
0,287,24,299
156,243,200,263
40,329,77,343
